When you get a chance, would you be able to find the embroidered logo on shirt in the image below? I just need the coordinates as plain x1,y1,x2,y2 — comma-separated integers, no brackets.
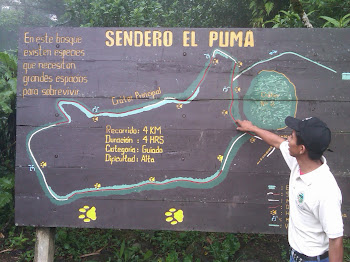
297,192,304,204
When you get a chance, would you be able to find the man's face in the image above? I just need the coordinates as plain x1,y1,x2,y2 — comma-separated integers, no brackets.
287,130,301,157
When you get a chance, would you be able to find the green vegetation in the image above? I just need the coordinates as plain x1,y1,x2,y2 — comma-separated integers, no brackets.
1,0,350,260
1,227,287,261
0,51,16,234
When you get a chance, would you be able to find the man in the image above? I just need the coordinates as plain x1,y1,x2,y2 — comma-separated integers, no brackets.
236,116,343,262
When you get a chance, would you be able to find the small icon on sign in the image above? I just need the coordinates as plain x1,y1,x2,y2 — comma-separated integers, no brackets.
204,54,211,59
217,155,223,162
149,177,155,182
270,210,277,215
28,165,35,171
268,185,276,190
250,137,256,143
40,161,47,168
234,87,241,93
269,50,278,55
238,61,243,67
221,110,228,116
92,106,99,113
213,58,219,65
92,116,99,122
79,206,97,223
223,86,230,92
176,104,183,109
165,208,184,225
94,183,101,189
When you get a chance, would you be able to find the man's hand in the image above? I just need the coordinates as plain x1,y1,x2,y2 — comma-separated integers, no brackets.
235,119,285,149
236,119,256,133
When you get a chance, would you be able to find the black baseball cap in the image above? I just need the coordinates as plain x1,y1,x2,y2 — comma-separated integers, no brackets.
285,116,331,155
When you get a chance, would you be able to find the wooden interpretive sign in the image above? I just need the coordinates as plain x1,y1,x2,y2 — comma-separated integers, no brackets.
16,28,350,234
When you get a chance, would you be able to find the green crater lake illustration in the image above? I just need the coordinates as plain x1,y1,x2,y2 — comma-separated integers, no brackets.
243,70,297,130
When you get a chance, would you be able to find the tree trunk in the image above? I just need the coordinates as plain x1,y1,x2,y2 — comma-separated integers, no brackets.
290,0,313,28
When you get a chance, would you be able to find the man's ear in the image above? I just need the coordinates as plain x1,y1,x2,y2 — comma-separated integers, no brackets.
299,144,307,155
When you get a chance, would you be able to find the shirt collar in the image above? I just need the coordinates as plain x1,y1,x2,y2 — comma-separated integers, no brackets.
299,156,327,186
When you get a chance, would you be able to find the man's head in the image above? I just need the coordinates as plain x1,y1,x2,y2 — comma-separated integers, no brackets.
285,116,331,160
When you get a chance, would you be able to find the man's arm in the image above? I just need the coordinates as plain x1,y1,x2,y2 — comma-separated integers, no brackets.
236,119,285,149
329,237,343,262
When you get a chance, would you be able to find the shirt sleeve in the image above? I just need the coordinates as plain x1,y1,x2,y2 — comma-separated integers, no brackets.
317,188,344,239
279,140,297,171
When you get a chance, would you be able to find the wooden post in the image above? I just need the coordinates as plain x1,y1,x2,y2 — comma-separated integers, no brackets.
34,227,55,262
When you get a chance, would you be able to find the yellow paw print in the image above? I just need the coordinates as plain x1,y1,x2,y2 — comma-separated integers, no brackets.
217,155,223,162
165,208,184,225
79,206,96,223
176,104,183,109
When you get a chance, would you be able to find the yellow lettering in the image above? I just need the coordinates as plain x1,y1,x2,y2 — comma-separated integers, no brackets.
115,30,122,46
144,30,151,47
163,31,173,47
191,31,197,47
22,62,36,74
230,31,243,47
153,31,162,46
244,30,254,47
183,31,190,47
106,125,111,133
135,31,143,47
124,31,133,46
24,32,33,43
209,31,218,47
219,31,229,47
105,30,114,46
105,30,173,47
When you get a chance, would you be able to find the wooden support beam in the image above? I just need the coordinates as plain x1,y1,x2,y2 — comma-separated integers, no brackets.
34,227,55,262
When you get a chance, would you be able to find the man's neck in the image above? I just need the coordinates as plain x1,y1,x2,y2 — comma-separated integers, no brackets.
296,155,323,174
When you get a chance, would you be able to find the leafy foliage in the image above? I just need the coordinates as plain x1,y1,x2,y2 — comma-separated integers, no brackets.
54,229,240,261
248,0,290,27
0,52,17,114
264,10,305,28
262,0,350,28
301,0,350,25
0,0,66,50
320,14,350,28
0,51,16,239
204,233,240,262
64,0,251,28
0,0,66,29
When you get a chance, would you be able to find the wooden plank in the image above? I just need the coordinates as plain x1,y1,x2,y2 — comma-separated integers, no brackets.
15,98,350,131
15,27,350,234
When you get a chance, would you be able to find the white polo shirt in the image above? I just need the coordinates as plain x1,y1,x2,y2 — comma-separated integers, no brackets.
280,141,343,256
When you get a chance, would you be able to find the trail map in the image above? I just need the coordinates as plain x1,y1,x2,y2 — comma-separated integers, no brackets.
16,28,350,233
